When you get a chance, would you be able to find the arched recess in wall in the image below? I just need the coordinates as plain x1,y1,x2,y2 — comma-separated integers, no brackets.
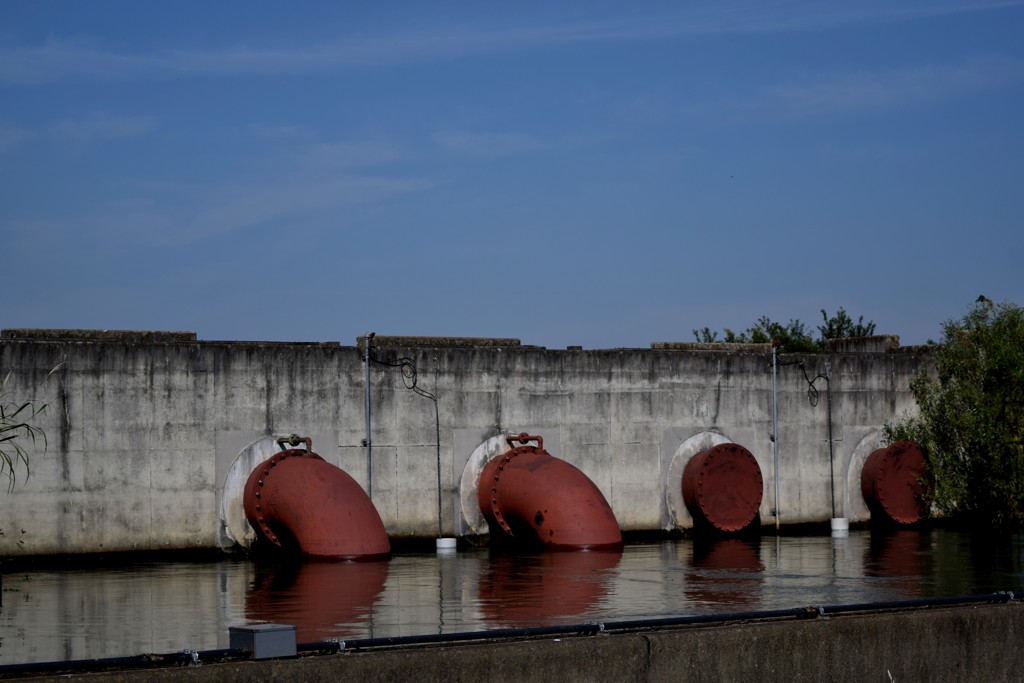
220,436,283,550
844,430,887,524
459,433,515,537
458,429,566,538
665,431,734,530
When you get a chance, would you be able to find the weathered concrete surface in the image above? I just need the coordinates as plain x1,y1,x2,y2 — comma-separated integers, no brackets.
8,603,1021,682
0,332,929,556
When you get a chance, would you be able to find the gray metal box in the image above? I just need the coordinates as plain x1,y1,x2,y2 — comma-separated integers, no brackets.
229,624,297,659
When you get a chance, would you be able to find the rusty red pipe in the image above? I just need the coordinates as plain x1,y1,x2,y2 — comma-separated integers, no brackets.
243,448,391,559
861,441,927,525
477,434,623,551
682,443,764,534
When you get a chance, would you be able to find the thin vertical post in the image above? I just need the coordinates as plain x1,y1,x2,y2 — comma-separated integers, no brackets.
826,361,836,519
772,343,780,530
365,332,373,499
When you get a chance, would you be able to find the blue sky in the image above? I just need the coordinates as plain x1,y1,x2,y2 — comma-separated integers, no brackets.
2,1,1022,348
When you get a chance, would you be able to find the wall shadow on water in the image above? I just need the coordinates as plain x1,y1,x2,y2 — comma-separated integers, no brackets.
925,526,1024,596
245,558,390,642
477,550,622,627
685,536,764,609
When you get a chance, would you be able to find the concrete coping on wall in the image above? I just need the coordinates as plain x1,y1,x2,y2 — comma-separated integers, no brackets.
651,342,773,353
825,335,901,353
654,336,931,355
1,328,198,343
0,329,344,348
358,335,523,348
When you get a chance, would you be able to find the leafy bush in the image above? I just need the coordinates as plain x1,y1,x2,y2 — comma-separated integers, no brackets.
692,307,875,352
884,297,1024,527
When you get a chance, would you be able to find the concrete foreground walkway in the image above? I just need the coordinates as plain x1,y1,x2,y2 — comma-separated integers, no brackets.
4,600,1021,682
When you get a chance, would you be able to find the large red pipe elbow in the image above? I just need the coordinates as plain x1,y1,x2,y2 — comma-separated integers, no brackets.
861,441,927,525
477,434,623,551
243,449,391,559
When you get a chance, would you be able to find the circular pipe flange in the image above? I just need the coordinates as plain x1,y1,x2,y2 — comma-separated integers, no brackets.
861,441,927,525
682,443,764,533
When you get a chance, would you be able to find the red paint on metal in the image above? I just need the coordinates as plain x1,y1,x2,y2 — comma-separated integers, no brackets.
478,549,621,625
861,441,927,525
681,443,764,533
477,434,623,551
246,559,389,641
243,449,391,559
687,538,764,606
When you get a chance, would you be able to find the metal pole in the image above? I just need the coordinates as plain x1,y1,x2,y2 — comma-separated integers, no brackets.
772,343,780,530
365,332,373,499
826,361,836,519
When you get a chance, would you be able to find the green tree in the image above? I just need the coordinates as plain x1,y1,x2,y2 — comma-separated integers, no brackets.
0,371,49,492
884,297,1024,527
692,308,874,352
819,307,876,340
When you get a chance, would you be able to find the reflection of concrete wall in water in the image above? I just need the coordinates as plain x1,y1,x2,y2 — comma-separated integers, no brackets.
0,330,927,555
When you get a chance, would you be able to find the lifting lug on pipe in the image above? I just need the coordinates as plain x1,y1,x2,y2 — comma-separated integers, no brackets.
275,434,312,452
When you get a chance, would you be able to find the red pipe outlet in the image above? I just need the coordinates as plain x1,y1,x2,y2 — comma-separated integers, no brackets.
243,449,391,559
477,434,623,551
861,441,927,525
682,443,764,533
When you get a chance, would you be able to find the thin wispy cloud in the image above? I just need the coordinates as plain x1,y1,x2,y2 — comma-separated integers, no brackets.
120,176,430,247
248,124,314,139
0,121,29,152
434,130,550,157
434,128,613,157
299,141,410,171
678,55,1024,121
4,174,432,250
766,56,1024,118
2,1,1022,84
50,111,157,141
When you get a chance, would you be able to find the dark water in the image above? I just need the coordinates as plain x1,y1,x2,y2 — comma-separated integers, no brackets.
2,528,1022,665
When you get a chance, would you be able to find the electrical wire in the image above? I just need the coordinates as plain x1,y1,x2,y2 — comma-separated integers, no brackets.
366,348,443,536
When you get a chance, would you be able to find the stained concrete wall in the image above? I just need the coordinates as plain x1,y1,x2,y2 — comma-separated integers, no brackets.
0,331,928,556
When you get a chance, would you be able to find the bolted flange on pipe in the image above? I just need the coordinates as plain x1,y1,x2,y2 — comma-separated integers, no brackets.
861,441,927,526
243,444,391,560
477,433,622,551
682,443,764,534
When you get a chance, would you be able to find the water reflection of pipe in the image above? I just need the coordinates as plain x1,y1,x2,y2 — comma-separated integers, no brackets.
245,559,390,642
686,537,765,608
477,550,622,627
865,530,929,598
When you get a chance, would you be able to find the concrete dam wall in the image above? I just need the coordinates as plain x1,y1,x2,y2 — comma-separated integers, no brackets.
0,330,928,556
